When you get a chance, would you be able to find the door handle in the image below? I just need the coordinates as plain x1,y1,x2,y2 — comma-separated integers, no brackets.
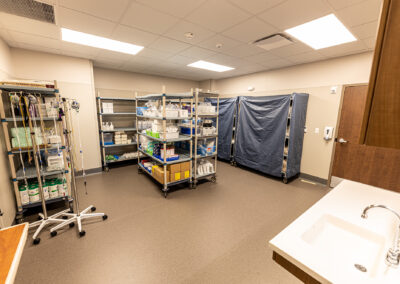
338,138,348,144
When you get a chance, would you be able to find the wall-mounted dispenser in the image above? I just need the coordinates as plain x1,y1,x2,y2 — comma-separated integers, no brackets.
324,126,334,141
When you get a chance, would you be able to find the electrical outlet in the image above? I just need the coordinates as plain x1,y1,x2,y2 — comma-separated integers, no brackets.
315,128,319,134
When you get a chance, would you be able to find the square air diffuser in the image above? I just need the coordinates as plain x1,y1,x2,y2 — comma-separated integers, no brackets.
0,0,55,24
253,33,293,51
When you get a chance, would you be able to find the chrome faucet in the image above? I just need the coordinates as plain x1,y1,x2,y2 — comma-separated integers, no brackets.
361,204,400,268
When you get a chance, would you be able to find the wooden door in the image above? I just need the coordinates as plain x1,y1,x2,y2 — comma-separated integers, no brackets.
332,85,400,193
361,0,400,149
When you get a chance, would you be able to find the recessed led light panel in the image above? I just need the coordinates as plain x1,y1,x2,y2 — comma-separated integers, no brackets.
187,60,234,72
61,28,144,55
285,14,356,50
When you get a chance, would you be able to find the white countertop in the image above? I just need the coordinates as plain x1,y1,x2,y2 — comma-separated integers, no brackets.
269,180,400,284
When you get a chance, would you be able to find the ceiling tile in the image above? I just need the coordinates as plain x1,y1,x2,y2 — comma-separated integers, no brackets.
327,0,366,10
222,17,278,44
363,36,376,49
186,0,251,33
95,50,136,62
58,7,117,37
163,20,215,44
228,0,286,15
262,58,294,69
138,48,175,60
9,31,61,50
258,0,332,30
111,25,158,47
165,55,195,65
204,53,247,68
287,51,326,64
148,37,191,54
136,0,206,18
197,34,242,52
318,40,368,57
59,0,130,22
269,42,313,57
336,0,382,27
121,2,179,35
221,44,265,58
60,49,97,60
14,42,61,56
0,12,60,39
60,42,101,59
243,52,281,64
351,20,379,40
178,46,217,59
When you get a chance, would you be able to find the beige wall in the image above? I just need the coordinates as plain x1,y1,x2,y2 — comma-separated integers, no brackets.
206,52,373,180
0,37,15,227
93,68,199,95
11,48,101,171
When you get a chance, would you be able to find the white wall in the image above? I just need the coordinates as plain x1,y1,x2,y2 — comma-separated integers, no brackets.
0,37,16,227
93,68,199,95
11,48,101,171
205,52,374,180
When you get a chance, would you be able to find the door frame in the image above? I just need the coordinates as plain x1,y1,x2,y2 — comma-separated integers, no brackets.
327,83,369,187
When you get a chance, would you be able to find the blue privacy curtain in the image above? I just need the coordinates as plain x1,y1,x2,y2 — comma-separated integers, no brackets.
234,95,291,177
206,97,237,161
286,93,309,178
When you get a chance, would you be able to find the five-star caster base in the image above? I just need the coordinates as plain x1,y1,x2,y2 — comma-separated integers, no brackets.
49,205,108,237
29,208,72,245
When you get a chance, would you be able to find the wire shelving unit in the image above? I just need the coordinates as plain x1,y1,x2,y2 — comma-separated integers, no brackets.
135,87,194,198
96,94,138,171
192,89,219,187
0,81,73,222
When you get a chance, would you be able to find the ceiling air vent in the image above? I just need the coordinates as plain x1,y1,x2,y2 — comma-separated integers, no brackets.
0,0,55,24
252,33,293,51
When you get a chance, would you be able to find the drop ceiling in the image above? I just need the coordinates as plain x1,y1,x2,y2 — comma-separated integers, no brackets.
0,0,380,81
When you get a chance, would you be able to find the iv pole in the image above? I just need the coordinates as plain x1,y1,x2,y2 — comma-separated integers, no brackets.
25,94,70,245
50,98,107,237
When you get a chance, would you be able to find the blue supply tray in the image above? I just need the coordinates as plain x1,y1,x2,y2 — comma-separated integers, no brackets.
153,154,180,162
103,142,114,145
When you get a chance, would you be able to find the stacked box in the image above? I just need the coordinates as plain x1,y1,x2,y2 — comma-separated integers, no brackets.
11,127,43,148
102,102,114,114
153,166,170,184
167,162,190,182
114,131,128,144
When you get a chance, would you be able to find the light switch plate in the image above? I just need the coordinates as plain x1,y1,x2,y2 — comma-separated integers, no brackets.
315,128,319,134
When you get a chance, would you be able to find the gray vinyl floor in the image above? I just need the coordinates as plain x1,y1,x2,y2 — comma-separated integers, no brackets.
15,161,328,284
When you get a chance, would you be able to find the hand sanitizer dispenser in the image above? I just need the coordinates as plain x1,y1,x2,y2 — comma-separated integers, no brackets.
324,127,334,141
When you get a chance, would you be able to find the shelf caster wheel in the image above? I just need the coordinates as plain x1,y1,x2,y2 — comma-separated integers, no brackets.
69,222,75,228
62,215,68,219
283,178,288,184
105,167,109,172
50,231,57,237
230,160,235,166
33,238,40,245
91,207,96,212
79,230,86,237
102,215,108,221
190,183,196,189
164,192,168,198
138,168,143,174
211,176,216,183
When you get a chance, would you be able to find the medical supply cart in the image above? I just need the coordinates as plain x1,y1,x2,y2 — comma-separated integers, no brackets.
97,95,138,171
135,87,193,198
192,89,219,188
0,81,73,223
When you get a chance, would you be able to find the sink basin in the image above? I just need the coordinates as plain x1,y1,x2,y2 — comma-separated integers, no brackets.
301,214,386,281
